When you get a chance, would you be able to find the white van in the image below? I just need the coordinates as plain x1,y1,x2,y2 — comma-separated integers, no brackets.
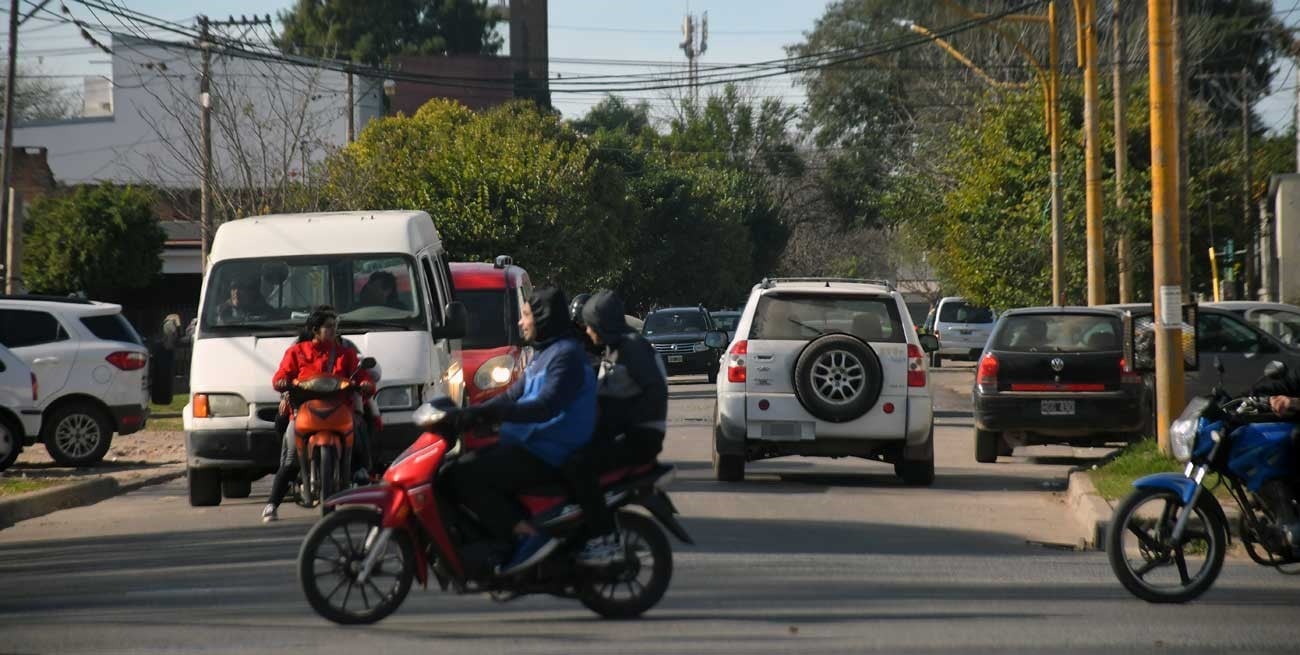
183,211,466,507
924,296,996,367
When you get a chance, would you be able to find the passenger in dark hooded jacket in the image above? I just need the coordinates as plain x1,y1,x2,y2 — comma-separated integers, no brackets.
566,289,668,566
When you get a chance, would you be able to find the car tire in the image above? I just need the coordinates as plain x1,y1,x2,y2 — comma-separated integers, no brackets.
894,453,934,486
975,429,1000,463
42,403,113,467
188,468,222,506
792,334,883,423
712,446,744,482
0,416,21,472
707,369,718,384
222,476,253,499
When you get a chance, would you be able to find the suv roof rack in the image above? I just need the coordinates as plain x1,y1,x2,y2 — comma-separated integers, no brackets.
759,277,894,290
0,293,94,305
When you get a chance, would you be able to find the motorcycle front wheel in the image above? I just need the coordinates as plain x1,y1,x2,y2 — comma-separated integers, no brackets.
1106,486,1226,603
299,507,415,625
578,510,673,619
318,446,336,517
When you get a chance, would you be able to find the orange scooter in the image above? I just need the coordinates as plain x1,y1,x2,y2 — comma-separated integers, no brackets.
290,357,376,515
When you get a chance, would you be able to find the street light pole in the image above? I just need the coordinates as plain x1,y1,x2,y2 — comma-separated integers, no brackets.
1148,0,1185,455
1079,0,1106,305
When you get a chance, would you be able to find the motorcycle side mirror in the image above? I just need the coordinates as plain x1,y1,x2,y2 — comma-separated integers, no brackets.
359,356,377,370
1264,360,1287,380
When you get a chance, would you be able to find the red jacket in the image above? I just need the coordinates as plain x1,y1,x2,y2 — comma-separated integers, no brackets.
272,339,371,409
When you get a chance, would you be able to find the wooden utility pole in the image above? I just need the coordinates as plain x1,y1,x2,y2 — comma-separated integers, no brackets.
1174,0,1191,300
1113,1,1132,303
0,0,19,285
346,69,354,143
198,15,213,273
1241,67,1254,299
1050,0,1064,306
1080,0,1106,305
1148,0,1185,455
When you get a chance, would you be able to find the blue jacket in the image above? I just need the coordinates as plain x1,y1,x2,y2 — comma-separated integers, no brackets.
483,336,597,467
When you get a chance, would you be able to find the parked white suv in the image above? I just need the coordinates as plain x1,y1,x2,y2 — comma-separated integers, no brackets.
0,296,150,466
0,344,41,471
712,278,938,484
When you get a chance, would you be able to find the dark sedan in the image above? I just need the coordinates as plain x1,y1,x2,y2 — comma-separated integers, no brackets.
972,307,1148,463
643,306,722,382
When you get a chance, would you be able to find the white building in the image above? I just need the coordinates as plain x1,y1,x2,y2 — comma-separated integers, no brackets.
15,33,382,193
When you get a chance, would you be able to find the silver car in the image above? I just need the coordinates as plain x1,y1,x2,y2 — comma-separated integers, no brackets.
925,296,996,367
1206,301,1300,347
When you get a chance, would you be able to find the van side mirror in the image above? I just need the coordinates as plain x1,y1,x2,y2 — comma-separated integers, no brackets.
359,356,377,370
1265,360,1287,379
433,301,468,340
918,334,940,353
494,255,513,269
704,330,726,349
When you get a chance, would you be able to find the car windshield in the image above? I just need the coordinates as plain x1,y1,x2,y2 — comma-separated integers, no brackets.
750,294,905,343
939,301,994,324
992,314,1121,353
459,289,519,350
1249,310,1300,346
644,311,709,335
200,254,425,336
712,314,740,331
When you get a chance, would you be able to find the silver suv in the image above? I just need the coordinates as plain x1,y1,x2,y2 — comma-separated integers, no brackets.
711,278,938,484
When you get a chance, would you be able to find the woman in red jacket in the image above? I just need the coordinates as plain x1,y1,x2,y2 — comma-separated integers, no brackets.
261,306,373,522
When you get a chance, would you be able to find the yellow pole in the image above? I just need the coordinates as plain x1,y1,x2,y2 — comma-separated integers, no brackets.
1209,247,1221,302
1081,0,1106,305
1149,0,1185,456
1049,1,1064,306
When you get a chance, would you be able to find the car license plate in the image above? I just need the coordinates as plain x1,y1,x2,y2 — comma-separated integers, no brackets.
667,355,684,363
1041,400,1075,416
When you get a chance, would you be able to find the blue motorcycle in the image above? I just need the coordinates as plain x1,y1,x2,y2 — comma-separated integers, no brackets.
1106,360,1300,603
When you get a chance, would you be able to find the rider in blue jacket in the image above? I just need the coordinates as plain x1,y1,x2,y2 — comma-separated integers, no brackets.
445,287,597,575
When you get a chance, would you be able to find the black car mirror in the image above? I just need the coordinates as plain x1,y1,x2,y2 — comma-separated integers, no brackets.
1265,360,1287,379
359,356,377,370
432,301,468,340
704,330,727,349
918,334,940,353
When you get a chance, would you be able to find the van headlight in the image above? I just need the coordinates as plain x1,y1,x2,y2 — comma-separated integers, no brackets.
376,386,417,411
474,355,516,391
193,393,247,418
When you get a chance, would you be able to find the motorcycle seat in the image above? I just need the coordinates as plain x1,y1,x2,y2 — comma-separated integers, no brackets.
515,461,657,499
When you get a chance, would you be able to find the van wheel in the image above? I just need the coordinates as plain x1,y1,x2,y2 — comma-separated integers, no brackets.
43,403,112,467
189,468,222,506
222,477,252,499
975,429,1000,463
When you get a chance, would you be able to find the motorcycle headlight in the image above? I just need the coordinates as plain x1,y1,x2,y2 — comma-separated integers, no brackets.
473,355,516,391
375,386,416,411
411,402,447,428
1169,396,1211,463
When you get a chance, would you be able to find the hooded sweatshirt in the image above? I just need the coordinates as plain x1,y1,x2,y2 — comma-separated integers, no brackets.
582,290,669,435
483,288,597,467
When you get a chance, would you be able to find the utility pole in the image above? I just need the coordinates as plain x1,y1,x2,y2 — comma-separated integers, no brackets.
1241,67,1255,299
1050,0,1064,306
198,15,213,273
0,0,19,287
1112,0,1132,303
346,68,354,143
1079,0,1106,305
1148,0,1185,456
679,11,708,103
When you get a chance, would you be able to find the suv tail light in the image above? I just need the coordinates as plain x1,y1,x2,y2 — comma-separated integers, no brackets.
907,344,927,387
977,353,999,390
106,351,147,371
1120,356,1141,385
30,371,38,401
726,340,748,383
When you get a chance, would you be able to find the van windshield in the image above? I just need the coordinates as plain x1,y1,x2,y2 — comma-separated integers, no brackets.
200,254,425,336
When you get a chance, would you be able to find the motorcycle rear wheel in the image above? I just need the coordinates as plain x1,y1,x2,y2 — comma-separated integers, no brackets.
299,507,415,625
578,511,673,619
1106,486,1226,603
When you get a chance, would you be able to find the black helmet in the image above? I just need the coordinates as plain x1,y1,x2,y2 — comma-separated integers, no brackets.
570,293,593,326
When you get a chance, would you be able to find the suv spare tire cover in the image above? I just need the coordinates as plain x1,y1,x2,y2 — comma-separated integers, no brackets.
792,334,884,423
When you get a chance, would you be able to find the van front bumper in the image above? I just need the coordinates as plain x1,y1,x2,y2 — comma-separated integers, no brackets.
186,429,282,471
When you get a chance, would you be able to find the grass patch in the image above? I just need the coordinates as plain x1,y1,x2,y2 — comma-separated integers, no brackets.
150,394,187,415
147,394,186,431
148,417,184,432
1088,438,1180,501
0,478,63,497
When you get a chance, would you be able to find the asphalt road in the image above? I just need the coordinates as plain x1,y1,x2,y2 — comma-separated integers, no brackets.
2,366,1297,654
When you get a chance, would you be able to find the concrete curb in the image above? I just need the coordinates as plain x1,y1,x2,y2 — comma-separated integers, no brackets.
1066,471,1114,550
0,466,185,530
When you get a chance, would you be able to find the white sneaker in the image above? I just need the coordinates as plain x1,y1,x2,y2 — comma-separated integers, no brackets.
261,504,278,523
576,534,624,567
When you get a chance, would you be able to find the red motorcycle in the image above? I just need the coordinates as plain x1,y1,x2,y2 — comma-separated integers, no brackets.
296,398,691,624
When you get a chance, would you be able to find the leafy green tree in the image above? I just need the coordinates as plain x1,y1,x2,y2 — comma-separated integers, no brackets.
570,96,652,137
23,185,165,300
318,99,632,291
277,0,503,64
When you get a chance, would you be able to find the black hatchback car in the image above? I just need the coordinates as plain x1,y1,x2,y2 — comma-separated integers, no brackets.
643,305,723,382
972,307,1148,463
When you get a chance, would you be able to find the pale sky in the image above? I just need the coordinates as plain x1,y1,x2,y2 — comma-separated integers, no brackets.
9,1,1300,131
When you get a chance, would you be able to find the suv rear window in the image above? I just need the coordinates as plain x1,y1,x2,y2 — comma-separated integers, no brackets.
0,309,69,348
80,314,143,345
644,310,709,336
939,301,994,324
750,294,904,343
993,314,1121,353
